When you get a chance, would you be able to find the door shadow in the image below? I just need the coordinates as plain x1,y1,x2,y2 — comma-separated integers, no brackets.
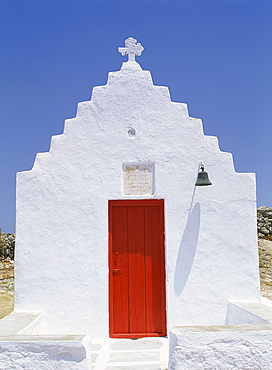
174,202,201,296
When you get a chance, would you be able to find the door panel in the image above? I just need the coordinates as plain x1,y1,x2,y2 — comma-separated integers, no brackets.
145,205,164,334
109,199,166,338
128,206,146,333
111,205,129,334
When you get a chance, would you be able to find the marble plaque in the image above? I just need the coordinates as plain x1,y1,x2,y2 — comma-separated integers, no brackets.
122,162,154,195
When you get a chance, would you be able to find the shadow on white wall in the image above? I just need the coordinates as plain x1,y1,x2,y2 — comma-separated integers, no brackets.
174,202,200,296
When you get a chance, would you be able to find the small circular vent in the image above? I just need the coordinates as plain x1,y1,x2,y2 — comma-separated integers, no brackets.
128,127,136,138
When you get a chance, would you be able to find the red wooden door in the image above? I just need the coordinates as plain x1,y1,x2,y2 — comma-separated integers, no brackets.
109,199,166,338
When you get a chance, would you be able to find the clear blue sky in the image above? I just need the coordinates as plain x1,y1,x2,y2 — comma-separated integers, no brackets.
1,0,271,233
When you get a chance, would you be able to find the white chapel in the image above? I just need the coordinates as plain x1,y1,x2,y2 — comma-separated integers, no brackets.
1,37,271,369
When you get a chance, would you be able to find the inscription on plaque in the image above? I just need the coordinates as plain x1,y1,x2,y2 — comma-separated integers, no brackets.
122,162,154,195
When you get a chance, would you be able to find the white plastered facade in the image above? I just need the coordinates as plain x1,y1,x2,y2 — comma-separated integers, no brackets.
15,60,260,339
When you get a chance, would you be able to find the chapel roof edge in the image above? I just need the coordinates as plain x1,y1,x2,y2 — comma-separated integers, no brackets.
120,61,142,71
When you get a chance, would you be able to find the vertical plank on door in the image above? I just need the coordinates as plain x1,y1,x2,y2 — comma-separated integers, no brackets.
128,206,146,333
111,205,129,334
145,204,165,334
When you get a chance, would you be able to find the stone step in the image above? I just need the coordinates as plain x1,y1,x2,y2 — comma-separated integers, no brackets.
111,339,164,351
108,350,160,362
105,363,164,370
90,338,168,370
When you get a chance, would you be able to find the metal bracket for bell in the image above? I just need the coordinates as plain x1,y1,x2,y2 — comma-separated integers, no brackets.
195,162,212,186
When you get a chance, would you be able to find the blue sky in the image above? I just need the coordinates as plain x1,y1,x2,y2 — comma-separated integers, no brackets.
1,0,271,233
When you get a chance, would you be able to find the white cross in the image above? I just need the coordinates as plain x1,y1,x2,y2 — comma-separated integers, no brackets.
118,37,144,62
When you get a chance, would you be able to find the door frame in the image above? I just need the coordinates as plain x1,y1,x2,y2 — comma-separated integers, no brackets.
108,199,167,338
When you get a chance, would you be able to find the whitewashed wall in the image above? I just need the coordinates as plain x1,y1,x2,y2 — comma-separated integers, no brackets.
15,61,260,338
169,326,272,370
0,340,89,369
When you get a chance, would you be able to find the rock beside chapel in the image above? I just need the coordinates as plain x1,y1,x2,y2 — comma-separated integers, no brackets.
0,232,15,260
257,206,272,238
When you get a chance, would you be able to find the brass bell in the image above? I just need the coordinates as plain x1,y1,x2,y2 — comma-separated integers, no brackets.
195,162,212,186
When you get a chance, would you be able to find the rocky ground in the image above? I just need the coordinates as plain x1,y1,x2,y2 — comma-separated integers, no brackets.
258,237,272,300
0,259,14,319
0,238,271,319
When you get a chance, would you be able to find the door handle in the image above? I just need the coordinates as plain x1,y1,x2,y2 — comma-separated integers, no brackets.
113,269,121,274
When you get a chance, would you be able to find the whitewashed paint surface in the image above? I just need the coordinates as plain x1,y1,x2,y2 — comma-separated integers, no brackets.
15,60,260,338
169,326,272,369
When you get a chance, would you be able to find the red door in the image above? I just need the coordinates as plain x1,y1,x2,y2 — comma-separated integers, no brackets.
109,199,166,338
